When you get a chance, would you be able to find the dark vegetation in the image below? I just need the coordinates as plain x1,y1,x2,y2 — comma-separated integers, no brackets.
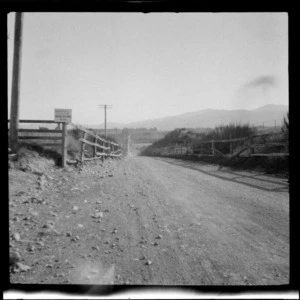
11,142,62,166
141,122,289,177
142,123,256,156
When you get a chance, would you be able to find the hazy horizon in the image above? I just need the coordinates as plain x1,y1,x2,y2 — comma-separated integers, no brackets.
85,103,288,127
7,13,288,125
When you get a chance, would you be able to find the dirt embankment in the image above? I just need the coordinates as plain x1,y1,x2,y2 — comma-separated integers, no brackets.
9,146,289,287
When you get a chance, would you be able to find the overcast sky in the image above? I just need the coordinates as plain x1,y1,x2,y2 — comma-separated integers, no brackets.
7,12,288,125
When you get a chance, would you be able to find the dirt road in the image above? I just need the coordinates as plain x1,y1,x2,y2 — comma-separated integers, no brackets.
9,154,289,286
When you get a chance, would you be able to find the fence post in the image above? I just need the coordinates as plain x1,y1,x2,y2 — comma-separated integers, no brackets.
93,136,97,158
80,132,87,163
101,140,104,162
212,140,215,156
61,122,67,168
230,142,233,156
250,136,255,156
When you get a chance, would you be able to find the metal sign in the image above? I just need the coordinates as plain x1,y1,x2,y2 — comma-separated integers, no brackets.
54,109,72,123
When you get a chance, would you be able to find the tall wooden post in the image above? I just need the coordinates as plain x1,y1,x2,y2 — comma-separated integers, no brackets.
61,122,67,167
212,140,215,156
9,12,23,153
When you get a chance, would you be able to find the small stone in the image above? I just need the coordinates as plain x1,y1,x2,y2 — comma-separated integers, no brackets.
91,212,103,219
46,264,53,268
77,224,84,228
27,244,35,252
72,206,79,211
156,235,162,239
36,241,45,246
29,209,39,216
51,229,61,235
10,251,21,265
145,260,152,265
12,233,21,241
66,232,72,237
153,242,158,246
16,262,31,272
43,223,54,229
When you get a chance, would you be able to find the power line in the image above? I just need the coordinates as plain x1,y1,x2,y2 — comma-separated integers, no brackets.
98,105,112,138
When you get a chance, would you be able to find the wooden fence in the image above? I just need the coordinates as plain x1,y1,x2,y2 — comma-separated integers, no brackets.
77,127,122,163
151,132,288,158
8,120,123,167
8,119,68,167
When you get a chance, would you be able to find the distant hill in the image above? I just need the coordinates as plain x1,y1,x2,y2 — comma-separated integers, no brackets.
88,104,288,131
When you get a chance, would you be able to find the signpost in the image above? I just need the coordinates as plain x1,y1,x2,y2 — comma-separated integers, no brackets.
54,109,71,168
54,109,72,123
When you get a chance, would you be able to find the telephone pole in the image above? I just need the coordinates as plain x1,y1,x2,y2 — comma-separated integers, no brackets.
10,12,23,153
98,105,112,138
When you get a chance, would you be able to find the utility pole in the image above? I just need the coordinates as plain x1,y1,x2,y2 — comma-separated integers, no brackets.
10,12,23,153
98,104,112,138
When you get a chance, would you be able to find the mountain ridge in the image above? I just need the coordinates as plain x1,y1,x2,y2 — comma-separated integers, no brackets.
86,104,288,131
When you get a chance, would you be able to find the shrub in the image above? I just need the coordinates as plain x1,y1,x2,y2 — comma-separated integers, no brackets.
142,123,256,156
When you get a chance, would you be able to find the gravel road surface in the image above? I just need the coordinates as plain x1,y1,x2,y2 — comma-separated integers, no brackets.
9,155,289,285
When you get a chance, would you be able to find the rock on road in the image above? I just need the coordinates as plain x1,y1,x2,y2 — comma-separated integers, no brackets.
9,155,289,285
